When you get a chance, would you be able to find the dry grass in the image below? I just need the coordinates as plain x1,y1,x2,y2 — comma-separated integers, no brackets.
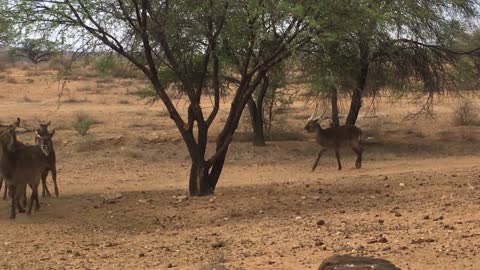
6,76,18,84
453,99,479,126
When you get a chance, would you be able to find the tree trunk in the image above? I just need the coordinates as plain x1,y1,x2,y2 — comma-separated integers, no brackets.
247,75,269,146
330,86,340,127
247,98,266,146
187,144,229,196
346,36,370,126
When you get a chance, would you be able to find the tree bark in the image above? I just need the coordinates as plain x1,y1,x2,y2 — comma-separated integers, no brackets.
330,86,340,127
247,75,269,146
346,36,370,125
247,98,266,146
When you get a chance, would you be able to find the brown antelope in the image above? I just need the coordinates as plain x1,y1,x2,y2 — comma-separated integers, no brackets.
304,104,363,171
35,121,58,197
0,118,49,219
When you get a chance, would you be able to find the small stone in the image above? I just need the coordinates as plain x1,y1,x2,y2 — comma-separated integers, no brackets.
211,241,225,249
209,197,216,203
384,183,390,188
316,220,326,226
138,253,145,258
167,263,173,268
378,219,384,224
295,216,303,220
423,215,430,220
394,212,402,217
315,240,324,246
399,183,405,187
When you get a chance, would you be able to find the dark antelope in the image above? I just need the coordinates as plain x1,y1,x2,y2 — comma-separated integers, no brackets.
304,104,363,171
0,119,49,219
0,121,58,199
35,121,58,197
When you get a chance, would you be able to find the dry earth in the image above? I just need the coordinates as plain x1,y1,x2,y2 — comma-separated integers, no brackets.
0,64,480,269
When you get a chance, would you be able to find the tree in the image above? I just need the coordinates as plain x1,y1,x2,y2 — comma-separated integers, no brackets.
303,0,479,124
6,0,315,196
12,38,57,66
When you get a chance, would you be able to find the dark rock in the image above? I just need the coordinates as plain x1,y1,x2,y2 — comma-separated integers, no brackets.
318,255,400,270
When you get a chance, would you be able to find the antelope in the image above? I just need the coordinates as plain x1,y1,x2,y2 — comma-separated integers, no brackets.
0,121,58,199
35,121,58,197
304,104,363,171
0,118,49,219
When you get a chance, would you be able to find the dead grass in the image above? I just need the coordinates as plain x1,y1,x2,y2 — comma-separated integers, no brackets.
453,99,479,126
117,99,131,105
63,97,90,104
6,76,18,84
75,135,97,152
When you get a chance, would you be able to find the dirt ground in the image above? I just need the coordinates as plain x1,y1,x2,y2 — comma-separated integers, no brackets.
1,64,480,270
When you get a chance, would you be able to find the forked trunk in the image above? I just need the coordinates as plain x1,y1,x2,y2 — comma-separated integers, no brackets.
188,147,228,196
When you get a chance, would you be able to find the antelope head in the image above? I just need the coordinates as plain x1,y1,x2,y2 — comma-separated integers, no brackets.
35,128,55,156
304,102,326,133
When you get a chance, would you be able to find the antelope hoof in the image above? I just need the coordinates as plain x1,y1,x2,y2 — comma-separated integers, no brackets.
10,213,16,219
338,167,342,171
27,210,32,215
18,207,26,213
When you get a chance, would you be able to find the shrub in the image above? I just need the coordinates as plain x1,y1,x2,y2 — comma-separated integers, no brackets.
94,55,142,78
453,99,478,126
72,112,98,136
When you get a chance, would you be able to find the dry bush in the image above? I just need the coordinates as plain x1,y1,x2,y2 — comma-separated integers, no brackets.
453,99,478,126
63,97,90,104
6,76,18,84
118,99,130,105
72,112,99,136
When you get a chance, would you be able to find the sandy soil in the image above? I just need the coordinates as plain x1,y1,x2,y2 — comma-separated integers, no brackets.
0,64,480,270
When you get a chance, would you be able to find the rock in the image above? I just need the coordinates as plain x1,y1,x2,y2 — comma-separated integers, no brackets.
411,238,435,244
101,192,122,204
318,255,401,270
199,264,227,270
399,183,405,187
315,240,325,247
138,253,145,258
211,241,225,249
367,236,388,244
316,220,326,226
209,197,216,203
295,216,303,220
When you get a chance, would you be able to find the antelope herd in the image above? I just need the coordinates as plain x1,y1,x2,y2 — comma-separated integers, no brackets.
0,118,58,219
0,106,363,219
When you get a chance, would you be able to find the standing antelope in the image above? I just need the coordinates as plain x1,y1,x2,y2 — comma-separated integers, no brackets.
0,118,50,219
304,105,363,171
36,121,58,197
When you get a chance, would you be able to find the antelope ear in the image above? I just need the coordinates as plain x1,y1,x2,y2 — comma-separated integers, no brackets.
35,130,40,136
15,118,20,127
46,121,51,126
50,129,56,136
